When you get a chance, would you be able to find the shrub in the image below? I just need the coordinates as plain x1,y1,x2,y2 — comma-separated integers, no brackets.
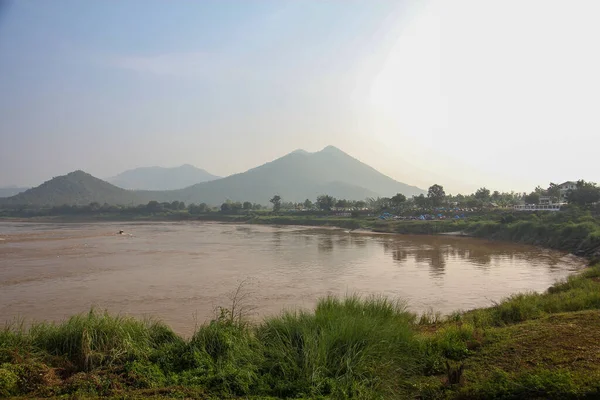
0,366,19,397
124,360,166,388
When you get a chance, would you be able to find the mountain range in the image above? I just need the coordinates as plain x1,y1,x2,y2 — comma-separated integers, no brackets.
108,164,220,190
0,146,424,206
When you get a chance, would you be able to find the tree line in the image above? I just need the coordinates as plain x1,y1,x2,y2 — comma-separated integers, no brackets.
2,180,597,218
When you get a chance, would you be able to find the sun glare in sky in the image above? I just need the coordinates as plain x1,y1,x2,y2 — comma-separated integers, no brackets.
0,0,598,193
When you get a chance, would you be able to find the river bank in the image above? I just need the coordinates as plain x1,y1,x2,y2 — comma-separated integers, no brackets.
1,263,599,399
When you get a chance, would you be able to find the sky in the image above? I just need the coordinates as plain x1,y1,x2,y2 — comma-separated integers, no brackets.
0,0,599,194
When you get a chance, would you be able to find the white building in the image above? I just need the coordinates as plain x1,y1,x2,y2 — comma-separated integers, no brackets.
514,204,562,212
558,181,577,201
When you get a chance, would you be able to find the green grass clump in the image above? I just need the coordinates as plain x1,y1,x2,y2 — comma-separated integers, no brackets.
178,318,264,396
28,309,179,372
257,295,419,398
427,323,478,361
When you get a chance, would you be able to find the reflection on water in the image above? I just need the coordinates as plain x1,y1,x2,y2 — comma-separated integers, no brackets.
0,222,585,335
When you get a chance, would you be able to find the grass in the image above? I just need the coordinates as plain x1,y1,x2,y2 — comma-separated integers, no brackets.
456,311,600,399
1,265,600,398
257,296,420,398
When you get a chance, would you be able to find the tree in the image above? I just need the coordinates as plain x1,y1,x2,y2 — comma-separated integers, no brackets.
475,187,491,200
188,203,198,214
524,192,540,205
354,200,367,209
335,199,350,209
391,193,407,208
303,199,313,210
547,183,561,203
491,191,501,202
243,201,252,210
188,203,209,214
146,200,161,212
567,180,600,207
427,184,446,206
220,202,231,213
270,195,282,212
316,195,336,211
414,194,429,209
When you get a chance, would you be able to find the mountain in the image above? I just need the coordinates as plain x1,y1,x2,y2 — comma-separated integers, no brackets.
109,164,220,190
152,146,424,204
0,171,145,206
0,186,29,198
0,146,424,207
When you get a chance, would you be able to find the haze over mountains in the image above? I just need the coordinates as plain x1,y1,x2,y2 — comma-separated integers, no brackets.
109,164,220,190
0,146,424,206
0,171,145,206
0,186,29,198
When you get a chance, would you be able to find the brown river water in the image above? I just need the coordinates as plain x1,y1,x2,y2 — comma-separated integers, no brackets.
0,221,585,335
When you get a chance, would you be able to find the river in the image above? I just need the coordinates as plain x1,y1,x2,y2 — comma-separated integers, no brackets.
0,221,585,335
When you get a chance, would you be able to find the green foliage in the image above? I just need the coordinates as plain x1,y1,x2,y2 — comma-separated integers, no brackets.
524,191,540,205
391,192,407,207
475,187,490,200
270,195,282,212
567,180,600,207
183,320,263,395
461,368,579,399
0,365,19,397
430,324,477,361
427,184,446,206
316,194,336,211
125,360,166,388
257,295,419,398
28,309,179,371
413,193,429,208
461,211,600,259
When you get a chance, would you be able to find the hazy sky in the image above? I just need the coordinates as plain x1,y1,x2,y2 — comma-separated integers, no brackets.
1,0,598,193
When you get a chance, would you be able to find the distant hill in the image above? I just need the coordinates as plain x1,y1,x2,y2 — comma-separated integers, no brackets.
0,186,28,198
0,171,145,206
0,146,424,207
151,146,424,204
109,164,220,190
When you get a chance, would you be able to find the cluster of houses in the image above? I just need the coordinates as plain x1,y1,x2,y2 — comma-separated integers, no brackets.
513,181,576,212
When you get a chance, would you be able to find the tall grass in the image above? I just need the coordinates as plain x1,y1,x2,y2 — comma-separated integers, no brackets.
27,309,179,371
257,295,420,398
